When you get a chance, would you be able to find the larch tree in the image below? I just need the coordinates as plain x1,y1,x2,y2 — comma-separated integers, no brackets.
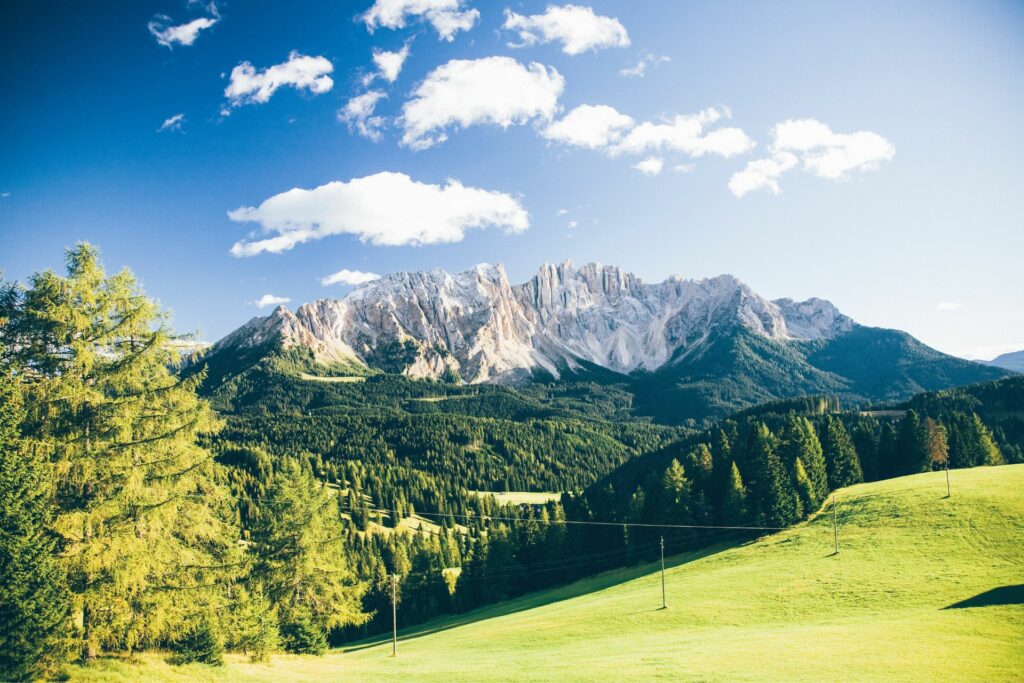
0,244,241,661
248,458,367,652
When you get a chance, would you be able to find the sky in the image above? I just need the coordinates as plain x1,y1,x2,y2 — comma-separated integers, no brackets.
1,0,1022,359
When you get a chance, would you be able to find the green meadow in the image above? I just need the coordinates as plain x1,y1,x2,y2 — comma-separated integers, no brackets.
71,465,1024,682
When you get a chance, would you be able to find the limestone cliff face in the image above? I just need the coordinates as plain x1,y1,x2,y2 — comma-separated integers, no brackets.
213,261,855,383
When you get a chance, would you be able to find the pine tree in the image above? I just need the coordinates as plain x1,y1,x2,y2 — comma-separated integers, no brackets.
852,419,882,481
895,411,931,475
779,415,827,505
747,424,799,527
821,416,863,490
0,371,71,680
249,458,367,646
792,458,815,516
0,245,240,660
721,461,748,526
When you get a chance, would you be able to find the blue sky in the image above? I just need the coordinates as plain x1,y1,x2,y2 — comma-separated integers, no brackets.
1,0,1022,359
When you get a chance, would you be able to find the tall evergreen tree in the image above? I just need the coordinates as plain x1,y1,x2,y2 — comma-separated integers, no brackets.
895,411,931,475
248,458,367,650
779,415,827,506
0,371,70,680
0,245,240,660
747,424,799,527
721,461,748,526
821,416,863,490
852,419,882,481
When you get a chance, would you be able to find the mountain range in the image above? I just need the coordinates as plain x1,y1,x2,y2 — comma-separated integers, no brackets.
199,261,1010,423
981,350,1024,373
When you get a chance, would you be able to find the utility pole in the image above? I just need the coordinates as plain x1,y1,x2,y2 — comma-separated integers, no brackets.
945,459,951,498
390,574,398,657
660,535,667,609
832,492,839,555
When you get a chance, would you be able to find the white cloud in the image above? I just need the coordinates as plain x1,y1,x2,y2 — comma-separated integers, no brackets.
728,152,798,197
542,104,634,150
253,294,290,308
148,3,219,48
400,56,564,150
339,91,387,141
729,118,894,197
372,43,411,83
158,113,185,132
362,0,479,41
619,51,670,78
321,269,382,286
229,171,529,256
0,192,10,198
567,220,578,229
633,157,664,176
613,107,755,158
773,119,895,179
224,51,333,108
503,5,629,55
937,302,964,311
556,208,569,215
673,163,694,173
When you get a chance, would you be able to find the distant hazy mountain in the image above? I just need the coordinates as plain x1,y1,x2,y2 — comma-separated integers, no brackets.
981,350,1024,373
198,261,1009,422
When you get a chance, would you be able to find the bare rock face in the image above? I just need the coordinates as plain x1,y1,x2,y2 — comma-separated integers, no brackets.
212,261,856,383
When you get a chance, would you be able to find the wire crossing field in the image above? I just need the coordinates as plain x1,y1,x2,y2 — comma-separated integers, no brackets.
71,466,1024,682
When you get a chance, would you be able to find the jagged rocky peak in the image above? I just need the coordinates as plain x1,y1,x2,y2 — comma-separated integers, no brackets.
773,297,854,340
212,261,857,383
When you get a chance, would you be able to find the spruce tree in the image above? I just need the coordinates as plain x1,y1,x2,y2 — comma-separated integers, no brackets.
821,416,863,490
779,415,827,505
0,244,241,660
895,411,931,475
0,371,71,680
747,424,799,527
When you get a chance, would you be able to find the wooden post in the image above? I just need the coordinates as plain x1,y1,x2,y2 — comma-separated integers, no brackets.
660,535,666,609
832,492,839,555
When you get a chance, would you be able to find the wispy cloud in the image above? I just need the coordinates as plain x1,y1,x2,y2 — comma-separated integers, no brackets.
362,0,478,41
339,91,387,141
252,294,290,308
148,2,219,48
229,171,529,256
321,269,382,286
158,113,185,132
937,302,964,311
503,5,629,55
620,51,670,78
224,51,333,110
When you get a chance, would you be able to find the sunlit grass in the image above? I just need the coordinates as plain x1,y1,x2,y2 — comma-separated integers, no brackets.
70,466,1024,682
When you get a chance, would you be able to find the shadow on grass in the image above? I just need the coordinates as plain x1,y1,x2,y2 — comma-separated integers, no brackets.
341,537,756,654
943,585,1024,610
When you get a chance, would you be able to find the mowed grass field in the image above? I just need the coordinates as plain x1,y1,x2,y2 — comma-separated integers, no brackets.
71,465,1024,682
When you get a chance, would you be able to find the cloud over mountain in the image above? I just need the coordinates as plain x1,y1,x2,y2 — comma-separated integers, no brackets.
228,171,529,256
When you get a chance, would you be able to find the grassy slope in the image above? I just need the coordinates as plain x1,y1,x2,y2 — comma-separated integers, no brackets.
72,466,1024,682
